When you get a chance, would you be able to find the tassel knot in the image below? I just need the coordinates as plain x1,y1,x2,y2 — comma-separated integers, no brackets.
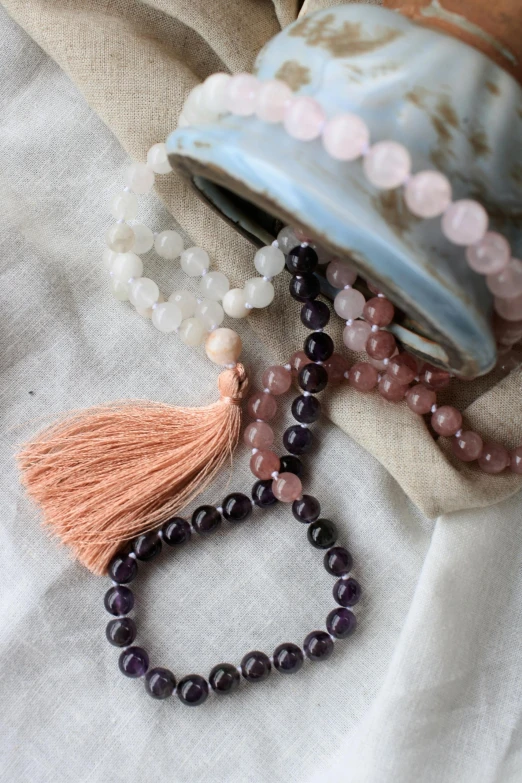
218,363,249,405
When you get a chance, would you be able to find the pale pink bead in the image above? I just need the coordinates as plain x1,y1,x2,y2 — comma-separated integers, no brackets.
404,170,452,218
343,321,371,352
452,431,483,462
322,113,369,161
283,96,325,141
441,200,488,246
363,141,411,190
326,258,357,289
334,288,366,320
226,73,259,116
510,446,522,474
243,421,274,449
348,362,378,392
466,232,510,275
378,375,408,401
494,294,522,322
272,472,302,502
255,79,293,123
247,392,277,422
405,383,436,414
262,365,292,395
290,350,309,377
487,258,522,299
478,442,510,474
493,313,522,345
387,354,417,384
363,296,395,327
324,353,350,384
431,405,462,436
250,450,280,480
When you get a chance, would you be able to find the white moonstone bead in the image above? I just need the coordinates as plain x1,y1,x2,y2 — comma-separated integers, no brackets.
180,246,210,276
136,293,164,319
322,113,369,161
178,114,189,128
205,327,242,366
226,73,259,116
102,248,119,271
363,141,411,190
110,191,138,221
154,230,184,260
151,301,183,333
105,223,135,253
404,171,452,218
179,317,206,347
254,245,285,277
183,85,218,125
110,278,130,301
111,252,143,282
146,143,172,175
202,73,232,115
441,200,488,245
199,271,230,301
129,277,159,309
466,231,510,275
222,288,249,318
486,258,522,299
195,299,225,329
283,96,325,141
124,163,155,195
334,288,366,320
277,226,299,253
244,277,275,308
132,224,155,254
168,289,197,319
255,79,293,123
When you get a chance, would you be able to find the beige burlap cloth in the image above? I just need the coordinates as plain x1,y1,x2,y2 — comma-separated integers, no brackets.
2,0,521,517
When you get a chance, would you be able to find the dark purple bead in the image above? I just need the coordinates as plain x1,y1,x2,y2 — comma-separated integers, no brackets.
289,274,320,302
333,577,362,607
307,519,338,549
292,494,321,523
326,608,357,639
133,531,162,561
298,363,328,393
222,492,252,523
301,300,330,330
292,394,321,424
118,646,149,678
324,547,353,577
209,663,241,695
252,479,278,507
273,643,304,674
106,617,137,647
162,517,191,546
145,667,176,699
279,454,303,477
241,651,271,683
304,331,334,362
104,585,134,616
283,425,313,455
303,631,334,662
108,554,138,584
192,505,222,535
177,674,209,706
286,245,319,274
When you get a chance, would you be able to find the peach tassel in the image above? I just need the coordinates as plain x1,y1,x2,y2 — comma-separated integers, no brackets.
18,364,248,575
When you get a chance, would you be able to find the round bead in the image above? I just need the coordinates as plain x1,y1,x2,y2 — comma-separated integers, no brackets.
290,350,310,377
405,384,437,414
487,259,522,299
289,273,320,302
307,519,337,549
494,294,522,322
368,348,399,371
292,495,320,523
279,455,303,477
298,363,328,393
110,252,143,282
162,517,191,546
387,353,417,384
104,585,134,616
466,231,510,275
244,277,274,308
247,392,277,422
192,505,222,535
334,288,365,320
283,96,325,141
292,394,321,423
168,289,197,320
105,223,135,253
145,667,176,699
333,577,362,607
493,313,522,345
250,450,280,480
106,617,137,647
195,299,225,329
110,191,138,221
103,248,119,271
378,375,408,401
262,365,292,395
273,643,304,674
478,442,510,474
363,141,411,189
205,327,242,365
108,554,138,584
132,223,155,254
154,230,183,260
151,301,182,333
202,72,232,114
324,353,350,385
283,425,313,455
146,142,172,174
226,73,259,116
442,200,488,245
180,246,210,276
363,296,395,327
510,446,522,474
177,675,209,706
431,405,462,436
199,271,230,301
303,631,334,662
251,479,278,507
326,258,357,289
404,170,452,218
348,362,378,392
366,331,396,360
254,245,286,276
118,646,149,678
343,321,372,352
241,651,271,682
110,279,130,301
179,317,206,347
124,162,155,194
322,112,369,160
452,431,484,462
324,546,353,577
255,79,293,123
243,421,274,449
133,531,162,561
272,472,302,502
301,300,330,330
129,277,159,309
277,226,299,253
422,365,450,390
222,492,252,522
209,663,240,694
304,331,334,362
222,288,249,319
286,245,319,275
326,608,357,639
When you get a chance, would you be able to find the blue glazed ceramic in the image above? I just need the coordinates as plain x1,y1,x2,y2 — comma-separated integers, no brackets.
167,4,522,378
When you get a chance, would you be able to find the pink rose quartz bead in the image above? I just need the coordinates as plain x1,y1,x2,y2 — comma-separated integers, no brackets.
343,320,372,352
466,232,510,275
478,442,510,474
452,431,483,462
367,282,382,296
405,384,436,414
247,392,277,422
441,200,488,246
363,141,411,190
422,364,451,391
349,362,378,392
226,73,259,116
290,350,309,378
283,97,325,141
387,353,417,384
431,405,463,436
363,297,395,327
321,113,370,161
487,259,522,299
494,294,522,322
510,446,522,474
368,347,398,371
272,472,303,502
378,375,408,402
404,170,452,218
243,421,274,450
262,365,292,395
255,79,292,123
365,331,396,360
493,313,522,345
326,258,357,289
250,450,280,480
324,353,350,385
334,288,366,320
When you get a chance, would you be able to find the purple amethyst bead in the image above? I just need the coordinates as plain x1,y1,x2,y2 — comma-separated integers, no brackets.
286,245,319,274
192,505,222,535
133,531,162,561
303,631,334,662
307,519,338,549
104,585,134,616
292,394,321,424
333,577,362,608
298,363,328,393
106,617,137,647
145,667,176,699
209,663,241,695
177,674,209,706
273,643,304,674
241,651,271,683
283,425,313,455
292,494,321,523
304,331,334,362
118,646,149,678
289,274,320,302
222,493,252,522
326,608,357,639
324,547,353,577
162,517,191,546
252,479,278,507
301,299,330,330
279,454,303,477
108,554,138,584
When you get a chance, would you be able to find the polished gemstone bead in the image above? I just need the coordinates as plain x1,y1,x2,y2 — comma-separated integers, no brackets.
363,141,411,189
272,472,302,502
368,348,399,371
108,554,138,584
209,663,241,694
283,425,313,455
322,112,369,160
378,375,408,401
179,317,206,347
104,585,134,616
250,450,280,480
106,223,135,253
442,199,488,245
243,421,274,449
106,617,137,647
326,258,357,289
103,248,119,271
405,384,437,414
192,505,222,534
289,274,320,302
133,531,162,561
241,651,271,682
199,271,230,301
326,608,357,639
307,519,337,549
303,630,334,661
205,327,242,366
494,294,522,321
387,353,417,384
180,246,210,276
129,277,159,310
247,392,277,422
279,455,303,477
324,546,353,577
254,244,286,276
262,365,292,395
226,73,259,116
452,431,483,462
304,331,334,362
196,299,225,329
201,72,231,114
255,78,293,123
177,674,209,706
292,494,320,523
125,162,155,194
222,288,249,319
366,331,396,360
168,289,197,320
487,258,522,299
466,232,510,275
404,170,452,218
132,223,155,254
334,577,362,607
145,667,176,699
111,252,143,282
334,288,365,320
422,364,451,390
493,313,522,345
431,405,463,437
277,226,299,253
292,394,321,423
290,350,310,377
324,353,350,385
348,362,378,392
298,363,328,393
162,517,191,546
244,277,275,308
251,479,278,507
286,245,319,274
301,299,330,330
110,191,138,221
510,446,522,474
147,142,173,174
478,442,510,474
222,492,252,522
154,230,184,260
363,296,395,327
273,643,304,674
343,320,372,352
284,96,325,141
151,301,183,333
118,646,149,678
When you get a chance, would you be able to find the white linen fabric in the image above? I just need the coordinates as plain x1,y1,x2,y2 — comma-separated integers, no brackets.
0,8,521,783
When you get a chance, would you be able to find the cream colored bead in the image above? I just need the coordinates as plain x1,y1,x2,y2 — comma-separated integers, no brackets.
178,114,189,128
222,288,249,318
151,301,183,333
205,327,242,366
179,317,206,347
180,246,210,276
102,248,119,271
124,162,155,194
201,73,232,114
105,223,135,253
244,277,274,308
254,245,285,277
129,277,159,309
110,191,138,221
183,85,218,125
195,299,225,329
111,252,143,282
155,230,184,260
136,293,164,319
168,289,197,319
146,143,172,175
110,278,130,301
132,224,155,254
199,271,230,301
